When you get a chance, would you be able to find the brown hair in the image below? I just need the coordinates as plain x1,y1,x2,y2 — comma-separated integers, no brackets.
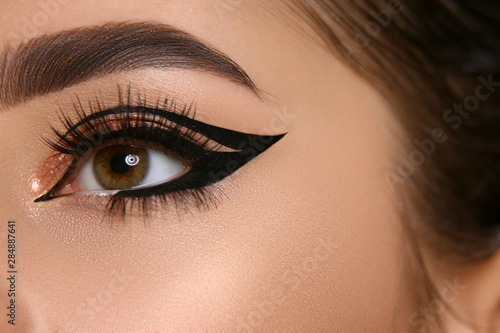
291,0,500,264
289,2,500,330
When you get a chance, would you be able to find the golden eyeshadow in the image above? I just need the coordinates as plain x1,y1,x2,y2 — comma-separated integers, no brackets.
32,152,73,198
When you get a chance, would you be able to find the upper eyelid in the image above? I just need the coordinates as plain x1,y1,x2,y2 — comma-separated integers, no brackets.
50,101,253,155
0,21,260,110
44,90,281,168
47,84,276,154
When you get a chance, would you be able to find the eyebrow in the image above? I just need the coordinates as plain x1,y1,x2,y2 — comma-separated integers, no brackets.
0,21,258,109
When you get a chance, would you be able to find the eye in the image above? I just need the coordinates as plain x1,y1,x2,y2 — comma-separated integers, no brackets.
78,144,187,191
35,96,287,218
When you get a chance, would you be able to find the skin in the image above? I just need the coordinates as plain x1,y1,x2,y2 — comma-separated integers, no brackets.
1,0,497,332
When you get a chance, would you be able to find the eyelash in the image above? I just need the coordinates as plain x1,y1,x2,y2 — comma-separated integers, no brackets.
36,87,286,220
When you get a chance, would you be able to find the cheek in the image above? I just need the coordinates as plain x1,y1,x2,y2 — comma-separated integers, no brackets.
209,66,408,330
224,126,404,330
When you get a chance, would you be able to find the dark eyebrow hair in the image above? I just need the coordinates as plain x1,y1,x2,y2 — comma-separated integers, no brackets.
0,21,258,109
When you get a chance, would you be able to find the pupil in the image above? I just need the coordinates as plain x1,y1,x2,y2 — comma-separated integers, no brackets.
110,152,132,174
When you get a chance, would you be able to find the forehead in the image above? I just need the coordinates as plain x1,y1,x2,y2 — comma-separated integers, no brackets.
0,0,293,41
0,1,324,53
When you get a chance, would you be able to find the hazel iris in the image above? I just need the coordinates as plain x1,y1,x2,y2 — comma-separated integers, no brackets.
93,145,149,189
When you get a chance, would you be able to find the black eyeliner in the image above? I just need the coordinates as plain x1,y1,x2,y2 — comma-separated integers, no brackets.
35,95,286,218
